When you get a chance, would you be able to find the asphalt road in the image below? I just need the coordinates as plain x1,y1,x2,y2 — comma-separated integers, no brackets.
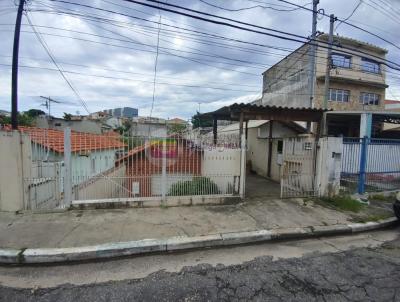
1,229,400,302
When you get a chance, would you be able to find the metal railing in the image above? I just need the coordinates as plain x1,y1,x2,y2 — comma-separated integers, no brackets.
341,137,400,193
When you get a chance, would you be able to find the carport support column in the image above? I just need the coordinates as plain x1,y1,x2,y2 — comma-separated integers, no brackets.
267,120,273,178
63,127,72,208
239,112,246,198
360,113,372,138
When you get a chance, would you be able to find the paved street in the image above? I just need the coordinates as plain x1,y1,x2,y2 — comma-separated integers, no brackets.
0,228,399,301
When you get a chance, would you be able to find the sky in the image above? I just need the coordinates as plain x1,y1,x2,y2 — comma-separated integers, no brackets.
0,0,399,120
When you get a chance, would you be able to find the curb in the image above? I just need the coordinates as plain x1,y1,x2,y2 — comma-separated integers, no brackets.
0,217,398,264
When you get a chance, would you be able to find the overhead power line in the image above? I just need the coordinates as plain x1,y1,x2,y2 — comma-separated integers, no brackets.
335,0,362,31
198,0,311,12
116,0,400,70
0,62,343,98
274,0,400,51
46,0,400,71
21,5,400,77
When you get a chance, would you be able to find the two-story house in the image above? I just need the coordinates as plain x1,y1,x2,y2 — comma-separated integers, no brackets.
261,34,388,111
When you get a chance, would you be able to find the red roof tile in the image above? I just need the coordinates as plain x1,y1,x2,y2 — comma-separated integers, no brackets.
385,99,400,104
2,126,126,153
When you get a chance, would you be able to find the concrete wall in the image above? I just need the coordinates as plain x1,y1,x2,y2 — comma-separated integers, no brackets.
0,131,32,212
313,36,386,110
32,147,118,186
261,44,311,108
261,35,387,110
316,137,343,197
130,122,167,137
74,164,127,200
202,148,241,194
35,116,105,134
246,123,299,182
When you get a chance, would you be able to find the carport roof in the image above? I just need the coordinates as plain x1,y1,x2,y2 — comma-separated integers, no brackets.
200,103,328,122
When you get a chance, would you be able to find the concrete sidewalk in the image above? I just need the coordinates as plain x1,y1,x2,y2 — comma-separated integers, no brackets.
0,198,379,249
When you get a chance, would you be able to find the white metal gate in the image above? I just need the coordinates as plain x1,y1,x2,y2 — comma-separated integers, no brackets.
280,136,317,198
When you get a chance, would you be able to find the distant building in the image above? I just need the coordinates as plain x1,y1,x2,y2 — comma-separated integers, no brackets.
167,118,187,125
385,99,400,111
35,115,112,134
130,117,167,137
105,107,138,118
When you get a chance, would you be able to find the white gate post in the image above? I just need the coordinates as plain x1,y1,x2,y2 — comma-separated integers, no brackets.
161,138,167,202
63,127,72,208
239,133,246,198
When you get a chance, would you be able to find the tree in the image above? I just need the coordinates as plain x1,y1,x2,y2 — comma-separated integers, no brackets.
168,123,187,135
25,109,45,117
63,112,72,121
0,112,34,127
191,111,213,129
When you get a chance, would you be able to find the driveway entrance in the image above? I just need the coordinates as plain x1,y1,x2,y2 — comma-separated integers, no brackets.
245,174,281,199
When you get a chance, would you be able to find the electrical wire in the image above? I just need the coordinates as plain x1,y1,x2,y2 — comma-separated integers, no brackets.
118,0,400,69
198,0,311,12
273,0,400,51
335,0,362,31
149,1,162,119
45,0,400,71
25,12,91,113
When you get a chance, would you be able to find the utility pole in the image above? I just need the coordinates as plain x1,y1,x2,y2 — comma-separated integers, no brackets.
40,96,61,118
323,14,336,109
307,0,319,132
11,0,25,129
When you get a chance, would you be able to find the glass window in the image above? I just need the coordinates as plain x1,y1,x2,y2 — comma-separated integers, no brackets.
359,92,380,105
329,88,350,102
361,58,380,73
331,53,351,68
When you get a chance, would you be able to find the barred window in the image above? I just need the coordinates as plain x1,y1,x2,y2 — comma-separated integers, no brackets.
329,88,350,102
359,92,380,105
331,53,351,68
362,58,380,73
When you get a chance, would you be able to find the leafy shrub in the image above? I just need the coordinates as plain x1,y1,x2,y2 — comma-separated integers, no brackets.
168,177,220,196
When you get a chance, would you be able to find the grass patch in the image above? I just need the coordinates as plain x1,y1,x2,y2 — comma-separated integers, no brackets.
352,213,392,223
318,195,365,213
369,193,396,202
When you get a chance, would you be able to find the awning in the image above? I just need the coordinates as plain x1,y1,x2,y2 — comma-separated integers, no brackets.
200,103,328,122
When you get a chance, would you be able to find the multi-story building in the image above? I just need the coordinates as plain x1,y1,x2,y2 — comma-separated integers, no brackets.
261,34,388,111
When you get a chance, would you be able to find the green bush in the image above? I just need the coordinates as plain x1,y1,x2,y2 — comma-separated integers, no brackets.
168,177,220,196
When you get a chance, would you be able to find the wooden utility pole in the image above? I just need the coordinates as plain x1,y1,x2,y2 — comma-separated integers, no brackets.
11,0,25,129
323,14,336,109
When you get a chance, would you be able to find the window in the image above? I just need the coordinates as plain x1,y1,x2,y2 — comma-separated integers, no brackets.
359,92,380,105
329,88,350,102
277,140,283,154
361,58,380,73
331,53,351,68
